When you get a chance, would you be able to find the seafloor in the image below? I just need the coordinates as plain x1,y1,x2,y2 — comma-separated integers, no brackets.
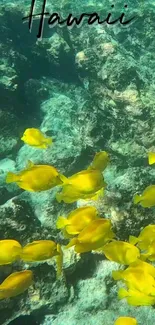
0,0,155,324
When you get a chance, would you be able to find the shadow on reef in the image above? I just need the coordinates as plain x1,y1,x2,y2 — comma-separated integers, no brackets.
8,315,40,325
1,6,83,122
66,252,105,286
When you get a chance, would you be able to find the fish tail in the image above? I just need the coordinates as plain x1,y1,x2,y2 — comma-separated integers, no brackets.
129,235,138,245
46,137,53,147
13,246,22,260
26,160,34,169
127,295,155,306
6,172,19,184
133,194,141,205
39,144,48,149
112,270,123,281
19,251,25,261
56,216,68,229
58,174,68,184
62,228,72,239
56,244,63,278
65,238,78,249
20,250,32,262
140,253,149,261
118,287,128,300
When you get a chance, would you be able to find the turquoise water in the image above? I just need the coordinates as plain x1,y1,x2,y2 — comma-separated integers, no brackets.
0,1,155,324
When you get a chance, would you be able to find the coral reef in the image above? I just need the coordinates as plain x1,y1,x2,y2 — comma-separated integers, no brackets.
0,0,155,324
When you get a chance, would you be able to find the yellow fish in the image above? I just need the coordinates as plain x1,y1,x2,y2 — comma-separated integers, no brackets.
21,240,63,277
21,128,52,149
6,160,64,192
56,206,99,236
118,287,155,306
133,185,155,207
84,188,105,201
114,316,138,325
113,259,155,280
112,263,155,296
148,152,155,165
88,151,110,171
56,169,106,203
0,240,22,265
66,218,115,253
21,240,60,262
0,270,33,299
129,224,155,250
101,241,140,265
141,240,155,262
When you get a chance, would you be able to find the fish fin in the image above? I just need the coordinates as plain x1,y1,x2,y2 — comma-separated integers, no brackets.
148,152,155,165
75,243,90,253
65,226,79,236
56,244,63,278
45,137,53,147
65,238,78,249
129,235,138,245
26,160,34,169
133,194,141,205
23,241,38,248
127,294,155,306
6,172,19,184
140,253,149,261
56,192,75,204
56,192,63,203
36,144,48,149
12,246,22,260
88,151,109,171
58,174,68,184
62,228,73,239
87,165,93,170
0,289,9,299
118,287,128,299
87,188,105,201
112,270,123,281
94,245,106,252
56,216,69,229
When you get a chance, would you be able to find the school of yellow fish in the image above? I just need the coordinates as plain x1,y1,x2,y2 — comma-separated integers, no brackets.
3,128,155,324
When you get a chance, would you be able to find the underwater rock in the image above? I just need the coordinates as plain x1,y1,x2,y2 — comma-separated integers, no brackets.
60,246,81,273
16,86,95,174
1,1,155,325
0,197,42,243
40,93,94,168
75,51,88,67
40,258,155,325
0,196,69,325
37,32,70,66
0,158,19,205
40,259,118,325
0,57,17,92
0,263,68,325
0,111,19,158
19,189,63,231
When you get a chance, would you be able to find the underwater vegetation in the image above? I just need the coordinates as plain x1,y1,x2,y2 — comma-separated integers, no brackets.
1,0,155,324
